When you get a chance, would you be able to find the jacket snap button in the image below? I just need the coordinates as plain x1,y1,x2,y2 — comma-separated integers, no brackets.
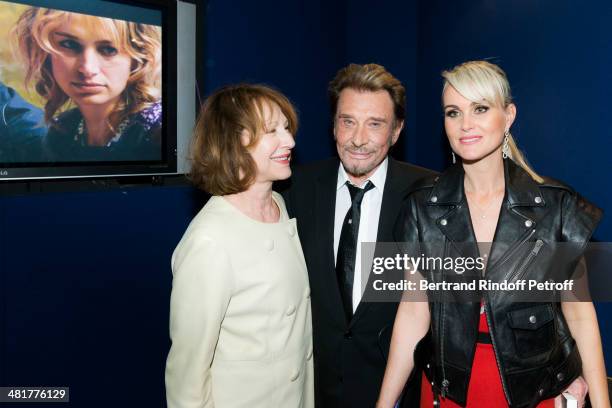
426,363,430,369
538,388,544,396
529,315,537,324
524,220,533,228
431,196,438,203
440,219,447,226
534,196,542,204
557,372,564,381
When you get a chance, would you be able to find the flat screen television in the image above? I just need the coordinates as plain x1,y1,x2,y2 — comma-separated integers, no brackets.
0,0,197,180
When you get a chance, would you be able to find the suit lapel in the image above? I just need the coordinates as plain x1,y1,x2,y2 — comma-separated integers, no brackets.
314,162,346,325
351,158,409,326
376,158,411,242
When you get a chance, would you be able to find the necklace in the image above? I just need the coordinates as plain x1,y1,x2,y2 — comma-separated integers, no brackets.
75,118,129,147
466,191,502,219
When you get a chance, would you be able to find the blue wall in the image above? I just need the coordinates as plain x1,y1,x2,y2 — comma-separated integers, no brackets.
0,187,195,406
1,1,610,406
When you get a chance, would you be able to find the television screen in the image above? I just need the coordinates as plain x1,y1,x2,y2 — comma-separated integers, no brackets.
0,0,185,180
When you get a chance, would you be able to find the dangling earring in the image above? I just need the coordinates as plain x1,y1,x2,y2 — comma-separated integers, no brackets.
451,151,456,164
502,130,510,159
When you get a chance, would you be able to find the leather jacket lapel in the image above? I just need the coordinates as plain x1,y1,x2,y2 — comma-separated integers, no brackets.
427,161,547,274
486,160,547,276
428,164,479,261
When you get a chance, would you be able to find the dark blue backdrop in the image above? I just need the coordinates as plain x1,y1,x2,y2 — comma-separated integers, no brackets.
1,1,610,406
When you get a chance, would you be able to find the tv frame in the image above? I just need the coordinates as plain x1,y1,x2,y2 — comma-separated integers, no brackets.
0,0,189,181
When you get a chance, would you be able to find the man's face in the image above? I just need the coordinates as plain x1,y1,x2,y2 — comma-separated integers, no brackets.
334,88,402,185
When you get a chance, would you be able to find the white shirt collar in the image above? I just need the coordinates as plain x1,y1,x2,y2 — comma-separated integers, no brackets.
336,156,389,191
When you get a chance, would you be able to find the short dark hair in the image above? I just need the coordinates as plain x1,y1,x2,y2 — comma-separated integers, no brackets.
190,84,298,195
328,63,405,125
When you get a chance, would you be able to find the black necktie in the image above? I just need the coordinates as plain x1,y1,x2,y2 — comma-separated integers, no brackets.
336,180,374,322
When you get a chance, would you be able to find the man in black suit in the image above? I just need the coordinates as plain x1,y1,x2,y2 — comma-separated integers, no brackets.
283,63,435,407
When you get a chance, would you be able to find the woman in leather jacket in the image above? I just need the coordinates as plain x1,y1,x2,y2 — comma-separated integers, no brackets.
377,61,609,408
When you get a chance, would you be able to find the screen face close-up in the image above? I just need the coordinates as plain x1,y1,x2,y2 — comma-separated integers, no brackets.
0,0,163,166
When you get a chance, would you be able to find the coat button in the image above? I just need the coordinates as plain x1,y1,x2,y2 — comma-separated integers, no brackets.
290,370,299,382
286,305,296,316
534,196,542,204
538,388,544,396
288,225,296,236
557,372,564,381
529,315,537,324
524,220,533,228
431,196,438,203
264,239,274,251
426,363,430,369
440,219,447,226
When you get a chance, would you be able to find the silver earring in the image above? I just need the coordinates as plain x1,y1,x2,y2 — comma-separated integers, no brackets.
451,151,456,164
502,130,510,159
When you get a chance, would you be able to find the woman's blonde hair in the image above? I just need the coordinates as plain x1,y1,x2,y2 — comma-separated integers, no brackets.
11,8,161,132
442,60,543,183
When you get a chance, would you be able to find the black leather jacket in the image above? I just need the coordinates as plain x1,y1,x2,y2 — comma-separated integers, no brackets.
395,159,602,408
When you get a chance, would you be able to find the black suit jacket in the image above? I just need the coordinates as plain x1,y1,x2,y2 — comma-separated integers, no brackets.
282,157,436,408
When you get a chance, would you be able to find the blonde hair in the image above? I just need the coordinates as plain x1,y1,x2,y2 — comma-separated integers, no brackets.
11,8,161,132
442,60,543,183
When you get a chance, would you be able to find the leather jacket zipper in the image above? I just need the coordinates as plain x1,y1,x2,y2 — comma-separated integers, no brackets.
482,298,512,404
504,239,544,283
439,241,449,398
491,228,536,272
479,229,538,405
440,300,449,398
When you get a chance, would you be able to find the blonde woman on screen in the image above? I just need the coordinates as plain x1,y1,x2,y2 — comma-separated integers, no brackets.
12,7,161,161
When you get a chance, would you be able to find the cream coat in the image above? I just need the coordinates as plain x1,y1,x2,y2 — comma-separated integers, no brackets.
165,193,314,408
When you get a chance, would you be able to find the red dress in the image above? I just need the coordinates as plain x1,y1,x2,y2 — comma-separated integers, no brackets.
420,305,555,407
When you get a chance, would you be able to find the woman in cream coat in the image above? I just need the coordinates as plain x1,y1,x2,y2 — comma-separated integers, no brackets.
165,84,314,408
